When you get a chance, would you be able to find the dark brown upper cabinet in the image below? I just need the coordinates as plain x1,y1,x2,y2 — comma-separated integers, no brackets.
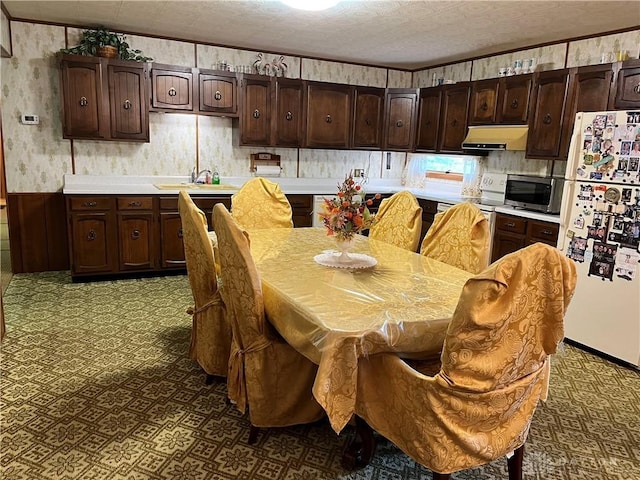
197,69,238,116
614,59,640,109
415,87,443,151
305,81,353,148
352,87,384,149
498,74,533,124
469,75,532,125
469,79,500,124
108,63,149,141
383,88,419,151
59,54,149,142
560,64,615,156
439,83,471,152
240,75,272,145
415,83,469,153
273,78,304,147
526,69,571,159
150,63,194,112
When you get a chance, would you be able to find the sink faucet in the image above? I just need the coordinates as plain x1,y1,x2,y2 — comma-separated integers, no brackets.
192,168,211,184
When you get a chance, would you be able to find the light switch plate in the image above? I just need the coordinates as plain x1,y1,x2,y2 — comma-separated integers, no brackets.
21,114,39,125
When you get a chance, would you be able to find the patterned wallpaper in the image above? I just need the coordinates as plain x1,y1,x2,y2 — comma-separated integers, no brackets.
301,58,387,87
567,30,640,68
387,70,412,88
2,21,638,193
471,44,567,81
413,61,472,88
0,22,70,193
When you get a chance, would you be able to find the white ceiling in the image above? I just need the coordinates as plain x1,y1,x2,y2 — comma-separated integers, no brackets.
3,0,640,70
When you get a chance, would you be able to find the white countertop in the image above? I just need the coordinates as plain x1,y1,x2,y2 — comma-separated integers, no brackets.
62,174,561,223
495,205,561,223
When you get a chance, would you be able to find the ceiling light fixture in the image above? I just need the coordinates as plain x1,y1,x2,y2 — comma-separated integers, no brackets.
280,0,339,11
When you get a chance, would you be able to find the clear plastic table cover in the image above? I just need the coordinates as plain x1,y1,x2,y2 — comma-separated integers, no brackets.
247,227,473,433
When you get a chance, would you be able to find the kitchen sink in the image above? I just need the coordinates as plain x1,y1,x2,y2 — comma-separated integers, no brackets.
154,183,239,190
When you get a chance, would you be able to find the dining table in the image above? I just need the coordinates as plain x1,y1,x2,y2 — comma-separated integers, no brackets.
247,227,473,437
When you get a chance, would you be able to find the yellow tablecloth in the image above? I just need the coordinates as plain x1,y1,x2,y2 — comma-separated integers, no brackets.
248,227,472,433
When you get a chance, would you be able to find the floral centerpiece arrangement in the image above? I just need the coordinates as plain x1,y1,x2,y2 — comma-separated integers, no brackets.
320,172,380,245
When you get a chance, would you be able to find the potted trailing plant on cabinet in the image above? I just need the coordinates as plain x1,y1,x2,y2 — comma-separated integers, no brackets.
59,26,152,61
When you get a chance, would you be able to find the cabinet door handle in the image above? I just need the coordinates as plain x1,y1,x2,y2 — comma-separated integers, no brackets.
506,222,516,227
123,100,132,110
285,111,293,121
87,229,97,241
325,114,332,124
452,119,458,127
128,201,142,207
177,228,184,239
82,201,97,208
214,90,222,101
543,113,552,125
253,109,261,119
541,229,553,236
168,87,177,97
634,83,640,94
365,119,371,126
480,102,488,111
79,96,88,107
131,229,141,240
395,119,404,128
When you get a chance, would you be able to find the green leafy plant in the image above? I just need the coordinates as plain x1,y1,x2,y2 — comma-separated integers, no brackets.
59,26,153,62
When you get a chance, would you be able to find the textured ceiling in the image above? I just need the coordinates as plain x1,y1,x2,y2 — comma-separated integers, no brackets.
3,0,640,69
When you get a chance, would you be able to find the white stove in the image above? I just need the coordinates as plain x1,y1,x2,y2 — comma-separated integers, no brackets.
478,172,507,208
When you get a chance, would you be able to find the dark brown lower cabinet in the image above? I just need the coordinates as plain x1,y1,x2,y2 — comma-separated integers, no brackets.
117,196,155,271
288,194,313,227
417,199,437,247
491,213,559,263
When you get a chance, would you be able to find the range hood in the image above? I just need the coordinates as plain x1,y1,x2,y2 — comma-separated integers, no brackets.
462,125,529,151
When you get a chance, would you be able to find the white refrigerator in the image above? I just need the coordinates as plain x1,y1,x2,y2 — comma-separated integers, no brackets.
558,110,640,368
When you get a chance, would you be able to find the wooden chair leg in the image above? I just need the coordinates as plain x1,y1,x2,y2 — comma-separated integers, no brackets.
248,425,260,445
432,473,450,480
341,415,376,470
507,444,525,480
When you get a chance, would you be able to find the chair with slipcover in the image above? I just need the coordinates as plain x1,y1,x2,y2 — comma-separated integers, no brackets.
369,190,422,252
178,191,232,382
212,203,324,443
354,243,577,479
420,201,490,273
231,177,293,229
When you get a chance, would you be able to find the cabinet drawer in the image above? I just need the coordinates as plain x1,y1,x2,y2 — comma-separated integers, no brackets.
287,194,313,210
159,197,178,210
495,214,526,234
117,197,153,210
69,196,115,211
527,220,559,242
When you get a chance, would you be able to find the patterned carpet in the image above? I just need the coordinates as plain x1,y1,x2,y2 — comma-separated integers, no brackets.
1,271,639,480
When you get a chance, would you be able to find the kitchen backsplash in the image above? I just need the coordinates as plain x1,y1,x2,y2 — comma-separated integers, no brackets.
1,21,638,193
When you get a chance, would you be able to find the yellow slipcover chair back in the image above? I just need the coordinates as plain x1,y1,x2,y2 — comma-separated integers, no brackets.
212,204,324,440
420,201,490,273
178,191,231,378
369,190,422,251
355,243,577,477
231,177,293,229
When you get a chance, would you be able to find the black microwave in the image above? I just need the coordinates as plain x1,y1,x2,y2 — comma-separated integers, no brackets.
505,175,563,214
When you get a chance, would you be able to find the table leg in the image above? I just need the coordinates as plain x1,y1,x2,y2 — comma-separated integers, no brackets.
341,415,376,470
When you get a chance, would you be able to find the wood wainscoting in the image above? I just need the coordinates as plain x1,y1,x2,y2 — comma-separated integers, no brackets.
7,192,69,273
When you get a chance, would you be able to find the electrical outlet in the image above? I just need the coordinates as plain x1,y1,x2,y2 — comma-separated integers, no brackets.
354,168,365,177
